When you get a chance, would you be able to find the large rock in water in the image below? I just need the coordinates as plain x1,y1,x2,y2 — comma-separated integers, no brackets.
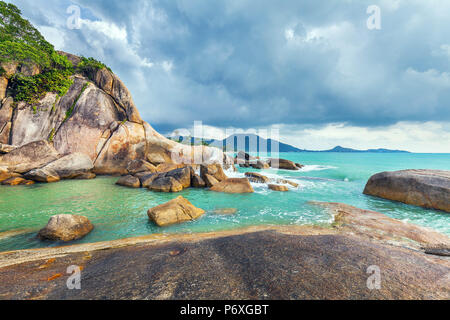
363,170,450,213
24,168,60,183
245,172,269,183
38,153,94,179
210,178,254,193
0,140,59,173
38,214,94,242
116,175,141,188
269,158,299,170
147,196,205,227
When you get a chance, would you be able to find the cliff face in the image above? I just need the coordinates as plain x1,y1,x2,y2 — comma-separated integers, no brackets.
0,53,228,175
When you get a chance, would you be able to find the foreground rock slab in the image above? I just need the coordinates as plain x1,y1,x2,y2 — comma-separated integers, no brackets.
0,225,448,300
147,196,205,227
364,169,450,213
38,215,94,242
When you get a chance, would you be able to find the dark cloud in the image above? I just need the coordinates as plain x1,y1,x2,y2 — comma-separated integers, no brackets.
7,0,450,131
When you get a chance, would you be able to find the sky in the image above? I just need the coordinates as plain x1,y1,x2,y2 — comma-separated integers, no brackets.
7,0,450,152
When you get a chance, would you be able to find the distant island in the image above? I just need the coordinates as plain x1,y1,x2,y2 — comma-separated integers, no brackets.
168,133,411,153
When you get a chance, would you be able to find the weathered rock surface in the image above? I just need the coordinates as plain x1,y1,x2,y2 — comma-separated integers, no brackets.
38,214,94,242
314,202,450,249
268,184,289,192
210,178,254,193
127,159,156,175
24,168,60,183
363,170,450,213
245,172,270,183
116,175,141,188
1,177,34,186
213,208,238,215
147,196,205,227
138,172,159,188
0,166,19,182
0,140,59,173
149,176,183,193
2,54,231,177
269,158,299,170
275,178,299,188
200,163,227,182
203,173,219,188
251,160,270,170
39,153,94,179
1,224,448,300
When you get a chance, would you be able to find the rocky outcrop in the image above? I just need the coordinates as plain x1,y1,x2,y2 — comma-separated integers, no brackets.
38,214,94,242
1,177,34,186
245,172,269,183
1,53,231,180
314,202,450,249
210,178,254,193
147,196,205,227
0,143,16,154
363,170,450,213
1,224,448,300
191,174,206,188
116,175,141,188
24,168,60,183
149,177,184,193
268,184,289,192
127,160,157,175
203,174,219,187
0,140,59,173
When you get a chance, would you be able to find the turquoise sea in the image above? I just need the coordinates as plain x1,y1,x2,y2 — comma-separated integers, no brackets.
0,152,449,252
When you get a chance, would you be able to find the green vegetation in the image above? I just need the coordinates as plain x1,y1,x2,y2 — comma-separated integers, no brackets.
0,1,110,107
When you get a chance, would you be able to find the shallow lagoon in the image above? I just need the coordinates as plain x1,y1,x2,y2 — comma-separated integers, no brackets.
0,152,449,252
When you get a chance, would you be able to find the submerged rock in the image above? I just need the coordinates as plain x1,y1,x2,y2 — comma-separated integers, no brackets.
363,169,450,213
268,184,289,192
38,214,94,242
245,172,270,183
147,196,205,227
210,178,254,193
203,174,219,188
116,175,141,188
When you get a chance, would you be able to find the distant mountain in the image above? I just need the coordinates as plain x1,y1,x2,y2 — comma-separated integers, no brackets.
323,146,410,153
167,134,410,153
